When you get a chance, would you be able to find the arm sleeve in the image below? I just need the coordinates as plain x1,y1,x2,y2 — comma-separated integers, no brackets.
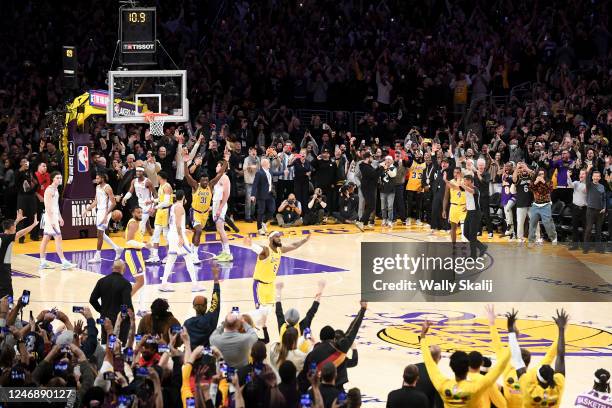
507,333,526,370
341,307,366,352
299,301,320,333
181,364,194,407
275,301,285,333
89,282,102,314
420,337,445,392
540,339,558,366
346,349,359,368
489,322,504,360
82,318,99,358
489,382,508,408
208,282,221,329
261,327,270,344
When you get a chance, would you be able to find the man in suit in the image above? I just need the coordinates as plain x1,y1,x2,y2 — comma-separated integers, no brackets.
251,158,282,235
415,344,442,408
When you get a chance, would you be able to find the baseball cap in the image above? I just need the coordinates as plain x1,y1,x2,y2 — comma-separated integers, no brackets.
284,308,300,325
322,148,331,153
193,295,207,306
579,121,588,127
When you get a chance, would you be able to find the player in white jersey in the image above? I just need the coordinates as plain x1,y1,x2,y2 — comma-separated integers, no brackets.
83,172,123,263
159,190,202,292
212,157,232,262
122,164,156,234
39,172,76,270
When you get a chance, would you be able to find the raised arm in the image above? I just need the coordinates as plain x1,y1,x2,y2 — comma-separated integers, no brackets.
280,233,311,253
15,211,39,240
552,309,568,376
506,309,527,378
184,162,198,190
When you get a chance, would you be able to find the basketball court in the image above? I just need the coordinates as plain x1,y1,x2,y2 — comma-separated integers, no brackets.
11,223,611,406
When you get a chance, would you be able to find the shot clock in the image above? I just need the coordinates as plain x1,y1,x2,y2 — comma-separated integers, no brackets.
120,7,156,54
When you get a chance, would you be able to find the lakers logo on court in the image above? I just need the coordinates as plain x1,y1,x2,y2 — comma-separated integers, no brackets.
375,310,612,356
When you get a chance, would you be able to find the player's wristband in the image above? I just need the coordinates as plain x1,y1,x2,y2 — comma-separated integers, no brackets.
123,192,132,201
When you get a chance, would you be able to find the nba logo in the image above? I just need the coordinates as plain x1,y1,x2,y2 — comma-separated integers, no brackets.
77,146,89,173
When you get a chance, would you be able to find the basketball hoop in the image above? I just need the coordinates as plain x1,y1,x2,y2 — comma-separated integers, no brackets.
143,111,168,136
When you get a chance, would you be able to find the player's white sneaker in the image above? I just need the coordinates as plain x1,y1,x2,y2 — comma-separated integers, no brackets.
87,254,101,264
191,253,201,264
191,284,205,292
355,222,365,232
61,260,77,270
551,238,558,246
504,228,513,236
39,261,53,270
159,285,175,292
114,248,124,260
145,255,160,263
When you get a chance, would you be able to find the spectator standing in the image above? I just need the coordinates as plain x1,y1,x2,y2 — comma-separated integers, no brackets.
568,169,588,250
291,151,313,211
380,156,398,227
386,365,430,408
33,162,50,241
251,158,282,235
583,165,607,253
89,260,133,343
143,151,161,188
312,148,337,206
276,142,295,206
15,158,38,243
0,211,38,297
528,169,558,246
242,147,260,222
356,153,384,230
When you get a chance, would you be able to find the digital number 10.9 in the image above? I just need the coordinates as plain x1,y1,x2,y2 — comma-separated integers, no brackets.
127,12,146,23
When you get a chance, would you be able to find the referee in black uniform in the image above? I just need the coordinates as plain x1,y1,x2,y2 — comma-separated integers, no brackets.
461,175,488,258
0,211,39,298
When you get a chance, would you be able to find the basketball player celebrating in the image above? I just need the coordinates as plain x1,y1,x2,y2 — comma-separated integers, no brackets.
442,167,467,245
146,171,173,264
184,160,215,264
39,172,76,270
159,190,202,292
84,172,123,263
506,308,567,408
122,164,156,234
211,157,232,262
244,231,311,308
124,206,151,313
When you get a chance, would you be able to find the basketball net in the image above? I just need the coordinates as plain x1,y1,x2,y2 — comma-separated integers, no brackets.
143,111,168,136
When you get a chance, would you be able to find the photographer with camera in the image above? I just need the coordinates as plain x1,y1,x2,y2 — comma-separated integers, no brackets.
276,193,304,227
304,188,328,225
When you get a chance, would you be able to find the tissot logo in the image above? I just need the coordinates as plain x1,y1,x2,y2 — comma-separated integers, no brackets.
122,42,155,51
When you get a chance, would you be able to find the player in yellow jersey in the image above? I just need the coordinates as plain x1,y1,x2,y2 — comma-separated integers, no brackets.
506,309,567,408
405,153,426,226
467,351,508,408
419,319,511,408
485,305,558,408
443,167,467,245
124,206,151,313
146,171,173,264
185,159,226,263
244,231,311,308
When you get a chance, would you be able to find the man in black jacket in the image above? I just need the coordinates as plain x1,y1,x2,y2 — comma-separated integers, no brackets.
298,301,367,392
251,158,283,235
89,260,134,343
430,158,455,232
311,148,337,207
356,152,385,230
183,264,221,348
387,364,430,408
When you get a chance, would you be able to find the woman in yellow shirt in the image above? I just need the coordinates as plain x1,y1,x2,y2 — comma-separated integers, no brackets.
506,309,568,408
419,320,511,408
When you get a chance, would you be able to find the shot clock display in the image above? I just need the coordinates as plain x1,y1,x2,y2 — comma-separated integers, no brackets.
120,7,156,54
